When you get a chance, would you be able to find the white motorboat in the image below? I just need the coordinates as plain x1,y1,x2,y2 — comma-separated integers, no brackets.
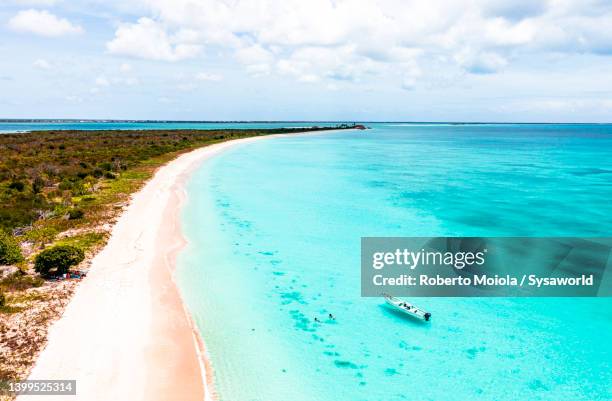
383,294,431,322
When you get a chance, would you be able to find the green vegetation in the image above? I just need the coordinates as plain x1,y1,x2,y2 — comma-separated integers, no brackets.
68,208,84,220
0,230,23,265
0,127,341,254
0,127,338,234
24,226,59,245
34,245,84,276
0,271,44,292
54,231,106,251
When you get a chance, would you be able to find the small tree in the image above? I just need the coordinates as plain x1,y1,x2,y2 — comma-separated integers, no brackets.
34,245,84,276
0,230,24,265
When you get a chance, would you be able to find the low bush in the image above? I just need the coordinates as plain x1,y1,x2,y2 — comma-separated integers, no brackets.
0,230,24,265
0,271,44,291
70,180,86,196
8,181,25,192
58,180,72,191
68,208,84,220
32,176,45,194
24,226,59,245
34,245,84,276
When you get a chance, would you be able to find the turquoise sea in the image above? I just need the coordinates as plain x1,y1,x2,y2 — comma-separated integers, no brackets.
175,123,612,401
3,125,609,397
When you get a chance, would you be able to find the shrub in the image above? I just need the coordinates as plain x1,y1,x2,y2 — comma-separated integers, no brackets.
32,176,45,194
0,271,44,291
70,180,86,196
104,172,117,179
0,292,5,307
58,180,72,191
25,226,59,244
68,208,84,220
0,230,24,265
34,245,84,276
8,181,25,192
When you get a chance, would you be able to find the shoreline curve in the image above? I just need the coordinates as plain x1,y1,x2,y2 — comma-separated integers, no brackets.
21,129,350,401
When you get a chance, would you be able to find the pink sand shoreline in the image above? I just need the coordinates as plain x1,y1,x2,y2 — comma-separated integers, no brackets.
163,129,351,400
21,129,351,401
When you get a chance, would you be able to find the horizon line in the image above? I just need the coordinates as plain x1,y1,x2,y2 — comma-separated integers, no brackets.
1,119,612,125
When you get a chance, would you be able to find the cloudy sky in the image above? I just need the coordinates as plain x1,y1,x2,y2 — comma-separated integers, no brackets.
1,0,612,122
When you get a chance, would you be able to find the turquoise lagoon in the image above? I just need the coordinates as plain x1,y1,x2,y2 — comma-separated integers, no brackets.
176,124,612,401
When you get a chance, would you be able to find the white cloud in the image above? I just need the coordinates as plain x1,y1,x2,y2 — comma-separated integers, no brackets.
106,18,201,61
506,98,612,114
117,77,139,86
104,0,612,86
455,50,508,74
95,76,110,87
401,77,417,91
119,63,132,73
298,74,319,83
177,83,196,91
33,58,51,69
235,44,274,76
13,0,59,5
65,95,84,103
8,9,83,37
93,75,139,89
276,45,383,84
195,72,222,81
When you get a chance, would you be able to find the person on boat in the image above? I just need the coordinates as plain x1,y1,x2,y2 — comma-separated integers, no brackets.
328,313,335,320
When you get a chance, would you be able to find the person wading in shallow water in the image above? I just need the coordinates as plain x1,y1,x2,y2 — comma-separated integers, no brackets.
314,314,336,323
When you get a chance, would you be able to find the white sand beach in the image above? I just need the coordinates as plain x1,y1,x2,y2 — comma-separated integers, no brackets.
20,129,349,401
19,136,266,401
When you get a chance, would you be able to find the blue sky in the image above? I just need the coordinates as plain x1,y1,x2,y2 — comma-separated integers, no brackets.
1,0,612,122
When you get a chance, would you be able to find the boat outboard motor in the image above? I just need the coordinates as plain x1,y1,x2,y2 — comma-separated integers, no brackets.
424,313,431,321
